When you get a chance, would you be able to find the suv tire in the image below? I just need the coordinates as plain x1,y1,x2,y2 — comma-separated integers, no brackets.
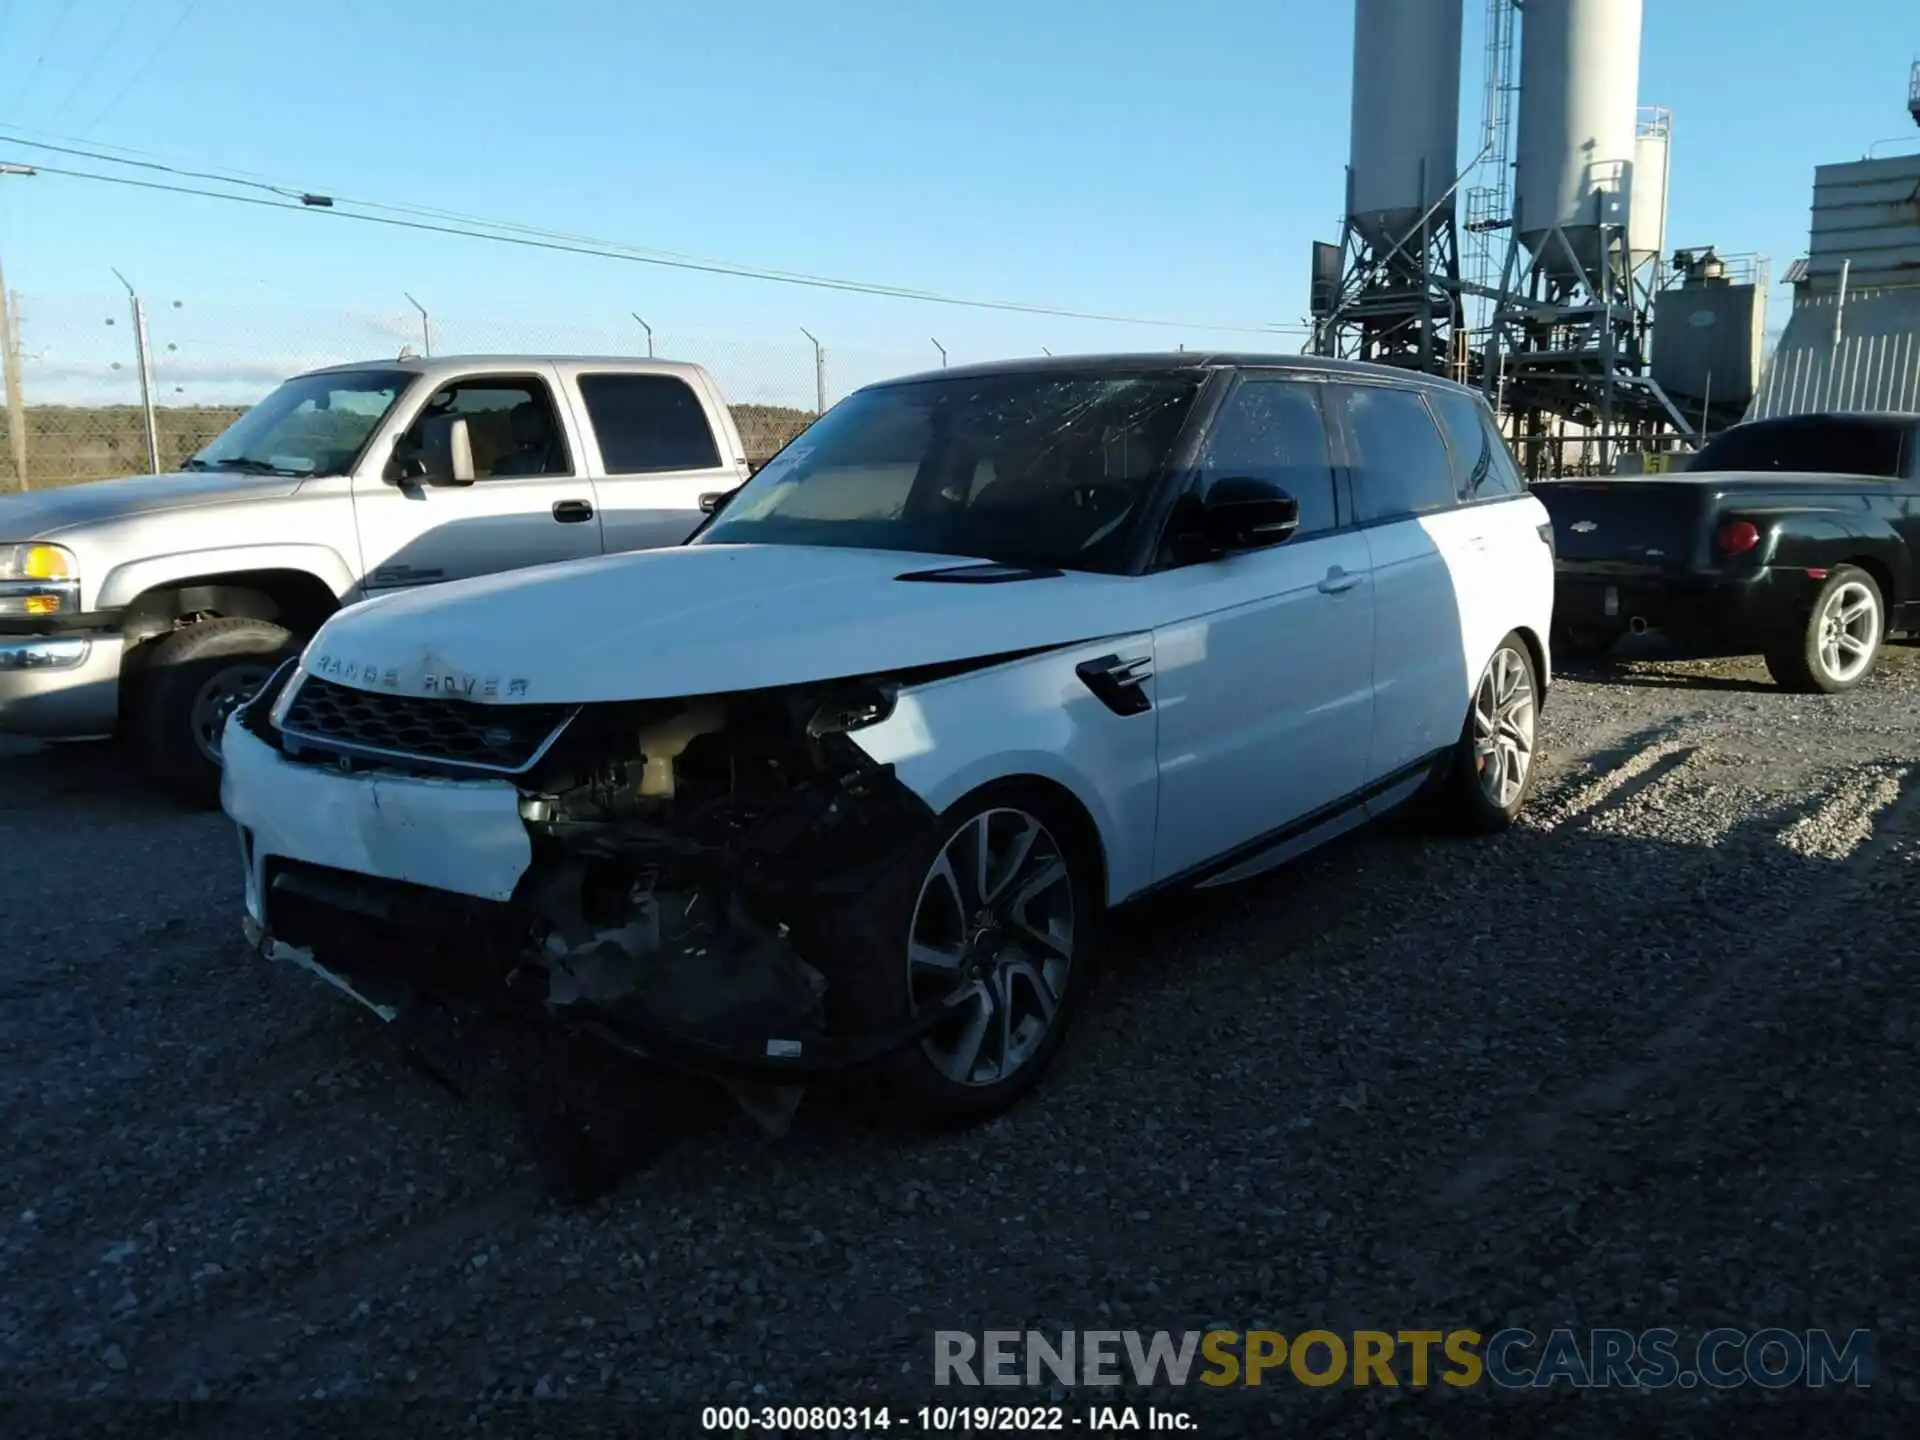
810,782,1101,1125
1435,633,1541,833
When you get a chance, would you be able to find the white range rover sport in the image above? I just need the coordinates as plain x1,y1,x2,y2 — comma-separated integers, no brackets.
222,354,1555,1138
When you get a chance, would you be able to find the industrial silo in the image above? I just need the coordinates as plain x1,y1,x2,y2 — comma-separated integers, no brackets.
1630,108,1671,271
1514,0,1644,277
1347,0,1465,251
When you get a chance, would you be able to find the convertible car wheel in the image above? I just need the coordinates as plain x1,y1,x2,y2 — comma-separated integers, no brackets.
818,784,1099,1123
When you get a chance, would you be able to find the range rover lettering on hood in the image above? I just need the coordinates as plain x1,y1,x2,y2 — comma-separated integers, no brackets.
311,652,533,698
296,543,1148,706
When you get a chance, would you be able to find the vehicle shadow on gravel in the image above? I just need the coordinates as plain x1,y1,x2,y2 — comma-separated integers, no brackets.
10,722,1917,1431
1562,633,1919,695
0,736,190,819
447,753,1914,1431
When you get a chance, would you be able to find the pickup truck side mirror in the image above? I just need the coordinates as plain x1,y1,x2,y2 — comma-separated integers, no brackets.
1201,476,1300,552
389,415,477,487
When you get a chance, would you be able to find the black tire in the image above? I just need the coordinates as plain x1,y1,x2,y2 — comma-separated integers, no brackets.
810,782,1101,1125
1553,620,1626,661
1763,565,1885,695
128,616,295,808
1434,633,1542,834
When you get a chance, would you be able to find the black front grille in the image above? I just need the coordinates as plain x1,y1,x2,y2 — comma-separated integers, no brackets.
279,675,575,773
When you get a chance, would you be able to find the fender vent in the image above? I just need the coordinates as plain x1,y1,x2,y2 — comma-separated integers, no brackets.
1075,653,1154,717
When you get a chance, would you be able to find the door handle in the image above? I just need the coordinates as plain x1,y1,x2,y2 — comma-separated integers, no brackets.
552,499,594,524
1317,567,1364,595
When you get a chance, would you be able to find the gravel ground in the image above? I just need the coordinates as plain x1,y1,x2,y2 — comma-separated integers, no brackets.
2,639,1918,1437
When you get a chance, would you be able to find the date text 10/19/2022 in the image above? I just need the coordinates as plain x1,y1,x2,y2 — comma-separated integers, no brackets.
701,1405,1192,1432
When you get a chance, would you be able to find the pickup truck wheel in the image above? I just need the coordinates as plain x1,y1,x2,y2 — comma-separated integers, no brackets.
810,784,1099,1126
1764,567,1884,695
131,616,295,807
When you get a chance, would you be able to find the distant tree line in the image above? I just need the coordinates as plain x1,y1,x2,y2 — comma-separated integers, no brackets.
0,402,818,491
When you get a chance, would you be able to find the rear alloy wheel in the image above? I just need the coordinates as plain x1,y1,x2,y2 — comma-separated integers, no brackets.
1436,634,1540,833
1765,566,1884,695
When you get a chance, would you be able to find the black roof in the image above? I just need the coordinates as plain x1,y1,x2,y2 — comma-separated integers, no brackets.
865,351,1482,395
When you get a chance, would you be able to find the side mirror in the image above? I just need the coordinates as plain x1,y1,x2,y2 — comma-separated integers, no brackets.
392,415,477,486
699,487,738,516
1201,476,1300,551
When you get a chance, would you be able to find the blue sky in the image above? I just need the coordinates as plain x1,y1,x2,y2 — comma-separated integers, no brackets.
0,0,1915,394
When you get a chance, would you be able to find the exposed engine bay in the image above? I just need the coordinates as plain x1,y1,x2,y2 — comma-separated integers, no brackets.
237,669,976,1196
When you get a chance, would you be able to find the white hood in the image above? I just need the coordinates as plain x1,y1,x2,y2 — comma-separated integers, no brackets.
302,543,1146,704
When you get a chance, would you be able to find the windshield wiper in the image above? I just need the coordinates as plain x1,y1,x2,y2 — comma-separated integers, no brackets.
187,456,304,476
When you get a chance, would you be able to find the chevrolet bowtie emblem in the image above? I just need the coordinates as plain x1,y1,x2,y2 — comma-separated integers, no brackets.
1570,521,1598,533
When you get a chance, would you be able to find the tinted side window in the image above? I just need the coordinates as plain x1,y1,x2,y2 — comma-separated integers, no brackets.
1479,412,1527,495
1430,389,1524,501
578,374,723,473
1331,385,1457,521
1196,379,1337,536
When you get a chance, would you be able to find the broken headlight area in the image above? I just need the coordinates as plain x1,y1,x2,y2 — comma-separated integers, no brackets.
258,679,958,1168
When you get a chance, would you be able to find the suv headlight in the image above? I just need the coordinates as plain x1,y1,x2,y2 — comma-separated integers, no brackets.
0,544,81,618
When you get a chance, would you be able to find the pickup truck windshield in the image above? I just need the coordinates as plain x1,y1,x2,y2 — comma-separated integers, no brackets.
185,369,415,478
694,371,1203,573
1690,417,1908,478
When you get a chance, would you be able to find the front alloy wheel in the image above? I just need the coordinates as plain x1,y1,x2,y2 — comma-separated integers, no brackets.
907,807,1076,1088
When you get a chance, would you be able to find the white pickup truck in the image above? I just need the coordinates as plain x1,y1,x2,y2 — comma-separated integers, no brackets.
0,355,751,803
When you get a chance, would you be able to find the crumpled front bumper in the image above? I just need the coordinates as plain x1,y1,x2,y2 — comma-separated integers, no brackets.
222,715,534,929
220,715,968,1085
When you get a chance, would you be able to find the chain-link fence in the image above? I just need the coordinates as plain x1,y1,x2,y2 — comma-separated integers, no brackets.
0,292,957,491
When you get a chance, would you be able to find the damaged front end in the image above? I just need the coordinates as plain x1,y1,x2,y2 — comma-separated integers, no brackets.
228,666,967,1156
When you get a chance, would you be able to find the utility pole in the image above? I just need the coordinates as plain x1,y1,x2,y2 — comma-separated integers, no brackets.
404,292,431,357
1,164,34,490
800,327,825,415
111,267,160,475
0,266,26,491
632,313,653,357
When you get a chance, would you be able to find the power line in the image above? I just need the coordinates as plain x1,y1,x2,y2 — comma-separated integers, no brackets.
84,0,206,131
0,130,1307,333
14,0,82,113
0,131,740,264
45,0,143,127
1,150,1311,336
0,120,305,192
